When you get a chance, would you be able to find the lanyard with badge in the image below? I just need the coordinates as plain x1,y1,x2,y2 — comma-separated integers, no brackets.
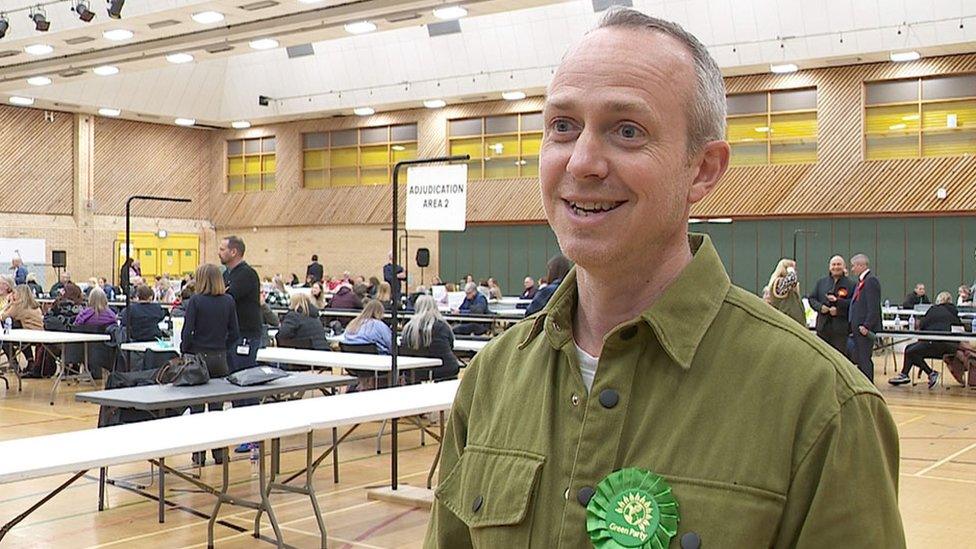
237,338,250,356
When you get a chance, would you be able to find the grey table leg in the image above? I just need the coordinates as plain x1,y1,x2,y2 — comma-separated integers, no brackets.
207,449,229,549
158,457,165,523
98,467,106,511
332,427,339,484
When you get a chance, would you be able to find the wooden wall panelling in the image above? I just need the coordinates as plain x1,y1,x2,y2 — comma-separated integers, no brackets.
0,105,74,215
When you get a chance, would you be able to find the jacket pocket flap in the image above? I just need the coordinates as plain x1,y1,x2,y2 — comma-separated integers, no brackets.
435,445,545,528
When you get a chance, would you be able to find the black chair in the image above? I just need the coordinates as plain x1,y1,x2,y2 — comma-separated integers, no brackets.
68,324,119,381
338,342,388,389
276,337,314,371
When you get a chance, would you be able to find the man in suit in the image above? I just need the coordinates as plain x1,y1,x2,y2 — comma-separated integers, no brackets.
848,254,882,382
305,254,324,284
808,255,855,355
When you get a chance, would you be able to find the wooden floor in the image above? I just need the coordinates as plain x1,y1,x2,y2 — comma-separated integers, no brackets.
1,354,974,548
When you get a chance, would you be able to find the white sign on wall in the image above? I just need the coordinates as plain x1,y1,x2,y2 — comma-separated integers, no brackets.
405,164,468,232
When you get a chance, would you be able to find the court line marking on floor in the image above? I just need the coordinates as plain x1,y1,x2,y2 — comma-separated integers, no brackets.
227,516,388,549
181,501,384,549
83,472,425,549
0,405,89,421
896,415,926,428
888,403,976,416
900,473,976,486
914,442,976,477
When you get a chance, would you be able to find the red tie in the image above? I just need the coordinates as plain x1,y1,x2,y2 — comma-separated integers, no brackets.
853,279,864,301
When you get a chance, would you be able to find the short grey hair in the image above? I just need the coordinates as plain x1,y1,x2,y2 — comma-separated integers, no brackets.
464,282,477,293
851,254,870,267
595,7,726,154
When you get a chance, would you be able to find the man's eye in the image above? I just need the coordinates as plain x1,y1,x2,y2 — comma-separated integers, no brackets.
618,124,643,139
553,119,574,132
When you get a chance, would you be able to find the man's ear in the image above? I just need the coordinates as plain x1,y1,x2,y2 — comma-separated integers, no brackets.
688,140,730,204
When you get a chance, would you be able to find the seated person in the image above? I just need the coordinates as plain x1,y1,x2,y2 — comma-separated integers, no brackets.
376,281,394,312
958,285,973,307
170,284,194,317
889,291,963,388
401,295,460,382
902,283,930,309
154,276,176,304
99,277,117,301
343,300,392,354
74,287,117,328
48,282,86,326
325,282,363,328
1,285,44,376
487,278,503,300
525,254,572,316
119,284,166,341
25,273,44,298
520,277,537,300
310,282,328,310
406,286,428,311
277,294,328,350
452,282,490,336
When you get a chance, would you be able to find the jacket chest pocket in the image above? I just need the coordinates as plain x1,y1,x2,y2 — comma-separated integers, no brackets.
667,479,784,549
434,445,545,548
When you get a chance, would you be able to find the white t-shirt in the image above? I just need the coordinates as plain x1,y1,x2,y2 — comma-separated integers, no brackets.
574,342,600,393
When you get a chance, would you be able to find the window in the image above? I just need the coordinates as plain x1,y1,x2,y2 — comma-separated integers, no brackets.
448,112,543,181
302,124,418,188
726,89,818,166
227,136,276,192
864,74,976,160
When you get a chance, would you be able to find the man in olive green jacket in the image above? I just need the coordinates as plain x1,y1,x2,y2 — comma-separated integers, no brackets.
425,8,904,549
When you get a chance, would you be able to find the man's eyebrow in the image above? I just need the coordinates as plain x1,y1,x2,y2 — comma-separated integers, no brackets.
544,97,652,112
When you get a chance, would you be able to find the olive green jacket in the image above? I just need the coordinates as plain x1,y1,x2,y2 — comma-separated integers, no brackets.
424,234,904,548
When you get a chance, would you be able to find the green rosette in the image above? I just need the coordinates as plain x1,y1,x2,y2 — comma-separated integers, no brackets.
586,468,679,549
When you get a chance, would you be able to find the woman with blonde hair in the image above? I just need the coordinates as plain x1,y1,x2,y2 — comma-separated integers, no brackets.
0,275,15,310
344,299,392,354
376,281,393,312
2,285,44,376
889,291,963,388
767,259,806,326
401,295,460,381
277,293,328,350
74,287,117,327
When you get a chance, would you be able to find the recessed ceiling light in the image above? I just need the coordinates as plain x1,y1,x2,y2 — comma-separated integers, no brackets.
502,91,526,101
9,96,35,106
27,76,52,86
191,11,224,24
424,99,447,109
175,118,196,126
344,21,376,35
98,107,121,116
770,63,798,74
24,44,54,55
166,53,194,64
93,65,119,76
433,6,467,20
103,29,134,41
231,120,251,129
249,38,279,50
354,107,375,116
890,51,920,62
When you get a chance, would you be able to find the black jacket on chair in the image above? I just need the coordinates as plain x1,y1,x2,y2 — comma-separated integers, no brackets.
849,272,882,332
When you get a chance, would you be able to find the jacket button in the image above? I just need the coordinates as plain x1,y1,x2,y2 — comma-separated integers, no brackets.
599,389,619,409
571,394,580,406
680,532,701,549
577,486,595,506
621,326,638,340
472,495,484,513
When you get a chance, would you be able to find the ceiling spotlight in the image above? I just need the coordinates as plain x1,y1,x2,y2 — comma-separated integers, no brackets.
890,51,921,62
191,11,224,24
770,63,798,74
27,76,51,86
73,0,96,22
166,53,194,64
92,65,119,76
30,7,51,32
98,107,120,116
175,118,196,126
424,99,447,109
103,28,133,41
9,96,35,106
24,44,54,55
249,38,279,50
231,120,251,129
433,6,468,20
0,16,8,39
344,21,376,35
353,107,375,116
107,0,124,19
502,90,526,101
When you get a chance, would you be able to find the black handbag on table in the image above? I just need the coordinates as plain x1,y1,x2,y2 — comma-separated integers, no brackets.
155,354,210,386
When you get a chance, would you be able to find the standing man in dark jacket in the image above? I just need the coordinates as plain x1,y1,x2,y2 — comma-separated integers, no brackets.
306,254,324,284
848,254,882,382
383,251,406,308
808,255,855,355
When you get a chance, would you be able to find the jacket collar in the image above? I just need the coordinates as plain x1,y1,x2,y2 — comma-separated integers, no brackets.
521,234,730,370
